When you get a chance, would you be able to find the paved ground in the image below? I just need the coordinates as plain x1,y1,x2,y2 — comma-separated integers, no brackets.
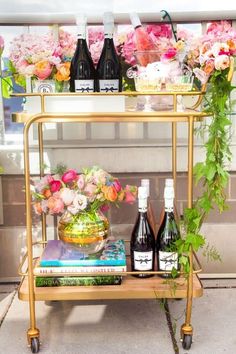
0,280,236,354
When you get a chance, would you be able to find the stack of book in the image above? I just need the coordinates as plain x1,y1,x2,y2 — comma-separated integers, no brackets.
34,239,127,287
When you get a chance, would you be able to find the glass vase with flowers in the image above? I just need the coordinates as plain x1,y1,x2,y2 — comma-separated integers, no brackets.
32,166,137,254
5,29,76,94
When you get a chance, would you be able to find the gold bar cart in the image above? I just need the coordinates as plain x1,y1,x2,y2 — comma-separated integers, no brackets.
13,90,208,353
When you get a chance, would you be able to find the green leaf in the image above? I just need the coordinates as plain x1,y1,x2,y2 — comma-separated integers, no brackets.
205,164,216,181
1,77,13,98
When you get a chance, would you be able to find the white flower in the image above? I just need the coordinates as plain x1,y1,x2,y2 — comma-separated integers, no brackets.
193,68,209,84
60,188,75,206
214,55,230,71
67,194,88,215
212,42,229,57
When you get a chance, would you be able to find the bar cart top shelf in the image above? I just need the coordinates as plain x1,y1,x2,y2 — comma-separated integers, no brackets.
11,90,208,123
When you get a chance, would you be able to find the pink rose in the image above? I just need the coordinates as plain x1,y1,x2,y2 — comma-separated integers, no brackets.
124,185,137,204
84,183,97,197
61,169,78,184
49,180,62,193
47,196,64,214
34,60,53,80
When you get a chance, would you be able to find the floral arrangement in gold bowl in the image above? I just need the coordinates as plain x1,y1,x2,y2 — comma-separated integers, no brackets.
32,166,137,254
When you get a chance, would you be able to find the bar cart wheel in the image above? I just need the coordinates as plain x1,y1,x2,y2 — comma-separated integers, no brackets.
182,334,192,350
30,337,40,353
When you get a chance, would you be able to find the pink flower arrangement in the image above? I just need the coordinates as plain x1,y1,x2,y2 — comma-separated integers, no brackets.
9,29,75,82
32,166,137,216
184,21,236,84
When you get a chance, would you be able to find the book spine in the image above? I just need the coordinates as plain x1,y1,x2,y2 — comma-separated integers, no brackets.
35,276,122,287
34,265,126,275
40,260,126,267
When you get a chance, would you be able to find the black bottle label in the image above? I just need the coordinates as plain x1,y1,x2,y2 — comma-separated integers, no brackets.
75,80,94,93
99,79,119,92
133,251,153,271
158,251,178,271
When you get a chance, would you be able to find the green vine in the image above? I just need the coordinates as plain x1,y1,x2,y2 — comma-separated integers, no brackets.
176,66,235,274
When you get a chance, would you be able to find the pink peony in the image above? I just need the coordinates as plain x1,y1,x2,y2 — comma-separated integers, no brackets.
89,41,104,65
146,24,172,39
49,180,62,193
61,169,78,184
88,26,104,46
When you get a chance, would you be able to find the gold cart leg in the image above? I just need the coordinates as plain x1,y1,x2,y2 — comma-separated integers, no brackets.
38,122,47,244
24,122,40,344
181,116,194,338
172,122,177,196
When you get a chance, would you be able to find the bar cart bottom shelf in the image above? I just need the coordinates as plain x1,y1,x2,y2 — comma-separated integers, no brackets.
18,274,203,301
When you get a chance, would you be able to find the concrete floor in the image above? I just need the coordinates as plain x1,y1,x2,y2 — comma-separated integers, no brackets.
0,280,236,354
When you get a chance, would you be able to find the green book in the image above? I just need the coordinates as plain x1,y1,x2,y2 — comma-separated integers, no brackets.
35,275,122,287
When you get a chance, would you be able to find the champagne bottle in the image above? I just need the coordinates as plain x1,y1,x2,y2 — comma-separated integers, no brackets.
141,179,156,234
70,14,96,92
130,186,155,278
96,12,122,92
129,12,157,66
156,179,180,278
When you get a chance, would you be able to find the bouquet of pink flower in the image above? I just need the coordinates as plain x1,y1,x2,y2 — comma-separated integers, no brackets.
32,166,137,216
185,21,236,84
8,29,76,85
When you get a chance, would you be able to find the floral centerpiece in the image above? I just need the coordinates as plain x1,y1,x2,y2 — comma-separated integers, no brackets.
4,29,76,94
32,166,137,253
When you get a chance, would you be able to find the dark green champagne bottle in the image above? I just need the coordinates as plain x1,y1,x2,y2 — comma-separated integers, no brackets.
70,14,96,93
156,179,180,278
130,186,155,278
96,12,122,92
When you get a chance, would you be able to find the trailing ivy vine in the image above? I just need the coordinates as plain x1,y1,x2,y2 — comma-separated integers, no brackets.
175,65,235,275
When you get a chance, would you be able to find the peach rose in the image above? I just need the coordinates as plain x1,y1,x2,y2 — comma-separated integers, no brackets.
203,60,215,75
102,185,118,202
34,60,53,80
43,189,52,198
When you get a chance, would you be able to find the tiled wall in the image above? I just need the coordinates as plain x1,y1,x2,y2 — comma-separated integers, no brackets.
0,172,236,280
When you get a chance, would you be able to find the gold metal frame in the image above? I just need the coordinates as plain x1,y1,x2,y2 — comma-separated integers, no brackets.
13,90,208,346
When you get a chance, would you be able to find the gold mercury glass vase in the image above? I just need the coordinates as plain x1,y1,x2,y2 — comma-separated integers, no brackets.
58,209,109,254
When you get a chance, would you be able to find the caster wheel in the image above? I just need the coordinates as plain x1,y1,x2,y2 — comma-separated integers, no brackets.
182,334,192,350
31,337,40,353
